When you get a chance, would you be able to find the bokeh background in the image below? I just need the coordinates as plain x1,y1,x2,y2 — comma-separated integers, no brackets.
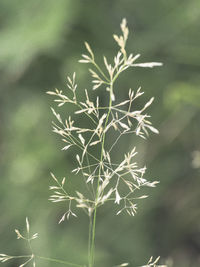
0,1,200,266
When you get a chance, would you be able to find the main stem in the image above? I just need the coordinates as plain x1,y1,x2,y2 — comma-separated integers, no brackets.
88,84,113,267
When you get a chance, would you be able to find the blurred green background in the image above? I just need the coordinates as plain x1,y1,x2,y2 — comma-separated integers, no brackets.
0,0,200,266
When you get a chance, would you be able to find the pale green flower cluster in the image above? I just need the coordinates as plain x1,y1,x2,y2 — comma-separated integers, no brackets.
0,19,166,267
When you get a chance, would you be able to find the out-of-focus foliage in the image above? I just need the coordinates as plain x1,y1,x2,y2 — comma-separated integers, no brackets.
0,0,199,267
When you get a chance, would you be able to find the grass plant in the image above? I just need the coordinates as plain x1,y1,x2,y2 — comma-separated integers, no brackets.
0,19,166,267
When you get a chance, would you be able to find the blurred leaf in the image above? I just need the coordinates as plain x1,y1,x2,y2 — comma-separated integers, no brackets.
0,0,77,77
165,82,200,109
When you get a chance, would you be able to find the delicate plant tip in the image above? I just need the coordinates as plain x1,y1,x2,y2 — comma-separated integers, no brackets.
73,72,76,80
62,144,72,151
121,18,128,33
15,229,24,239
31,233,39,239
61,177,66,186
138,195,148,199
84,42,94,59
132,62,163,68
139,256,167,267
142,97,154,111
46,91,56,95
0,254,14,263
78,134,85,145
76,154,80,163
26,217,30,234
114,263,129,267
79,59,90,64
150,256,160,264
50,172,57,181
115,189,121,204
118,263,129,267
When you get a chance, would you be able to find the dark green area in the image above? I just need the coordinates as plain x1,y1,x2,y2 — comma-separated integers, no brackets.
0,1,199,266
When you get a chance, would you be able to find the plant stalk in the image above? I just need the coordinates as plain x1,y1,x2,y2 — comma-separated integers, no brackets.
88,83,113,267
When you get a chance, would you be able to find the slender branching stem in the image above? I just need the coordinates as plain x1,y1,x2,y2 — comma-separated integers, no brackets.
89,83,113,267
37,255,85,267
92,60,110,83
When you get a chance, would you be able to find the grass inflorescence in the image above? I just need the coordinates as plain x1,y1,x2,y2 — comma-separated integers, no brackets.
1,19,166,267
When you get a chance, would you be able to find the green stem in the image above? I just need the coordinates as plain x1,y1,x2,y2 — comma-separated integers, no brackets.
88,214,92,264
92,61,110,83
88,83,113,267
89,209,96,267
76,103,97,125
11,255,31,258
37,255,85,267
